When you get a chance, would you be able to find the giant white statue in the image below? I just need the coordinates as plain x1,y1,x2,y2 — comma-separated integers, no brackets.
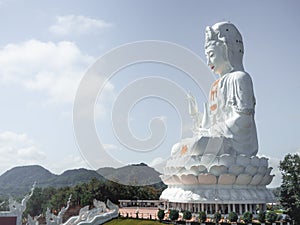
172,21,258,157
160,22,274,213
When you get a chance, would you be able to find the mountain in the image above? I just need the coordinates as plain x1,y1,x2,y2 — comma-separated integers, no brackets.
0,165,55,197
0,165,104,198
0,163,164,198
49,168,104,187
97,162,162,186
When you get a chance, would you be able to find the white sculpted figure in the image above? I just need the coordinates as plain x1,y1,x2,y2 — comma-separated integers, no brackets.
0,183,36,225
173,21,258,157
187,92,203,134
9,182,36,214
46,194,71,225
63,199,119,225
160,21,274,205
27,214,41,225
57,194,72,223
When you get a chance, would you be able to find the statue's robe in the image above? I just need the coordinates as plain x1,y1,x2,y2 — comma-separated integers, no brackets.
171,71,258,158
195,71,258,156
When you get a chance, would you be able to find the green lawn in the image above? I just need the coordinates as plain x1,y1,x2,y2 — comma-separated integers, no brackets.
104,218,164,225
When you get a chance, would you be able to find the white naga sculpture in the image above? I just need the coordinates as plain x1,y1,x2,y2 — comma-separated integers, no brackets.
27,214,41,225
46,194,72,225
160,22,274,204
0,182,36,225
45,197,118,225
63,199,119,225
9,182,36,215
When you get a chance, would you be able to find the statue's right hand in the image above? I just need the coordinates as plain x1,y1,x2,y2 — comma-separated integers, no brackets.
201,103,211,129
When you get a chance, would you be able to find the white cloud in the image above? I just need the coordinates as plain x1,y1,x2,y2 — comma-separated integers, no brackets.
149,157,166,173
103,143,118,151
0,131,94,175
0,39,116,122
1,40,114,104
95,82,116,121
0,39,95,103
0,131,46,174
46,154,91,175
49,15,112,36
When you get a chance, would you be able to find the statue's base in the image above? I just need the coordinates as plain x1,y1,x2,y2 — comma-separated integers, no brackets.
160,184,274,215
160,184,274,203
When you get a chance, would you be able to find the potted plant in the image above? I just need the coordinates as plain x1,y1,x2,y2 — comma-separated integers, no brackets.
242,211,253,224
169,209,179,224
258,211,266,225
183,210,192,221
199,211,207,224
157,209,165,222
214,212,221,224
228,212,238,224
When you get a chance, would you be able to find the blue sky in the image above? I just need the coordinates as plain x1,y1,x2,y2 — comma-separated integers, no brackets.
0,0,299,188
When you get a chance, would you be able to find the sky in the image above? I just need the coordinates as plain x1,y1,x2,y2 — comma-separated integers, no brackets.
0,0,299,188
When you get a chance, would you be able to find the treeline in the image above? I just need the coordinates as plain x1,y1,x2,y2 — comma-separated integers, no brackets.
0,177,165,217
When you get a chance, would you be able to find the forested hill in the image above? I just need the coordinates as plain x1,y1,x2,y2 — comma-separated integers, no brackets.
0,163,163,198
97,162,162,185
0,165,105,197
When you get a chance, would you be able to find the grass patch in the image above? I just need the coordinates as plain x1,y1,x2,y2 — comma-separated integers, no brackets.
104,218,164,225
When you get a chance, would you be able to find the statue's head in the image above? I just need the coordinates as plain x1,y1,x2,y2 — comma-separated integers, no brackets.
205,21,244,75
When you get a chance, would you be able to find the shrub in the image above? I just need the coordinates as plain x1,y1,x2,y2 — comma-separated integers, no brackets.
199,211,207,223
214,211,221,223
183,210,192,221
169,209,179,221
242,211,253,224
266,211,277,223
228,211,238,222
157,209,165,222
258,211,266,223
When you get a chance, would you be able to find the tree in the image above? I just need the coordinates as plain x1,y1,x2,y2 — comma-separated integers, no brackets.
258,211,266,223
199,211,207,223
214,211,221,224
183,210,192,221
169,209,179,222
157,209,165,222
24,187,44,216
279,153,300,224
266,211,277,223
228,211,238,222
242,211,253,224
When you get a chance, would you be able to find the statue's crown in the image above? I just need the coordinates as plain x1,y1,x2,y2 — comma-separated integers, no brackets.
205,21,244,54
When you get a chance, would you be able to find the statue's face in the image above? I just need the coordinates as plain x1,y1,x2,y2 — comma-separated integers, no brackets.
205,42,231,76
